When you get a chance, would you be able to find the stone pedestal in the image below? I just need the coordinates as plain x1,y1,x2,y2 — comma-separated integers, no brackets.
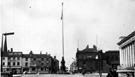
60,56,66,73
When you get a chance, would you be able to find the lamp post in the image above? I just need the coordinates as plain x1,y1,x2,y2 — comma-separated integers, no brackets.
99,50,103,77
1,32,14,72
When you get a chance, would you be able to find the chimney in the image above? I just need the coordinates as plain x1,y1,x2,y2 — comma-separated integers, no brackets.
11,48,13,52
77,48,79,52
54,56,56,59
119,36,126,40
46,52,48,55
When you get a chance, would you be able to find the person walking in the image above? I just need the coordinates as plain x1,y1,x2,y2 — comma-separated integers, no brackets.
107,68,118,77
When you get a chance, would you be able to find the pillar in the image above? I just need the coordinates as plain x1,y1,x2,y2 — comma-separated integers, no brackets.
133,41,135,67
124,47,127,67
131,43,133,67
124,48,126,68
120,49,122,66
126,46,128,67
129,45,131,67
127,46,129,67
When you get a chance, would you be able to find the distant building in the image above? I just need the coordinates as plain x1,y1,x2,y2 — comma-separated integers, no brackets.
1,49,59,74
104,50,120,69
117,31,135,76
22,54,31,72
76,45,102,73
2,48,23,73
70,61,77,73
52,56,59,73
29,51,54,73
2,52,9,72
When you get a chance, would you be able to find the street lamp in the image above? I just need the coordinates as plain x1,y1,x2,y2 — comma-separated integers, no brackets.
1,32,14,72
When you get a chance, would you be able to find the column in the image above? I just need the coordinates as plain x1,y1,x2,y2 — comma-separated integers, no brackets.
131,43,133,67
122,49,124,67
127,46,129,67
130,44,132,67
120,49,123,66
125,47,127,68
129,45,131,67
133,41,135,67
124,48,126,68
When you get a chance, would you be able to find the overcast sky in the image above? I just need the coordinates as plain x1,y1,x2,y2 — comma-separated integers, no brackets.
1,0,135,68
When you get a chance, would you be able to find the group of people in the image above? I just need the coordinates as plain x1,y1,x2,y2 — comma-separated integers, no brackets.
107,68,118,77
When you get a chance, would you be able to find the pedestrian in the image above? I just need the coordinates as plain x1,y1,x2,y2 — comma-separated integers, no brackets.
113,69,118,77
106,68,114,77
82,69,85,75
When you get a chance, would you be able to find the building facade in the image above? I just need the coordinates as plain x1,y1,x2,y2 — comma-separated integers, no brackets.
76,45,103,73
51,56,59,73
1,50,59,74
70,61,77,73
117,31,135,77
2,50,23,73
22,54,31,72
104,50,120,69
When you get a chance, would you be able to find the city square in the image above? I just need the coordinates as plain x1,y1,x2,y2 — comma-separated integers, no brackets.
1,0,135,77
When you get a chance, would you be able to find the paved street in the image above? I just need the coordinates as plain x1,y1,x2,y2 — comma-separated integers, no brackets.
19,73,107,77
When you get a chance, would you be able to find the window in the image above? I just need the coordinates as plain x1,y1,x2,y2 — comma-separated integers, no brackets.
3,57,5,60
41,68,43,71
78,54,82,59
41,58,44,61
17,62,20,66
25,62,28,66
3,62,5,65
32,68,35,71
8,62,10,66
13,62,15,66
25,58,28,61
17,57,20,60
13,57,16,60
41,63,44,66
8,57,10,60
33,58,36,61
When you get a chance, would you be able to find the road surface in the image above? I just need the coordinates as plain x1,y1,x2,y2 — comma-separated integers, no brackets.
19,73,107,77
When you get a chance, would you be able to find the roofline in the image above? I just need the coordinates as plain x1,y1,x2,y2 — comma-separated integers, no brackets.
117,31,135,45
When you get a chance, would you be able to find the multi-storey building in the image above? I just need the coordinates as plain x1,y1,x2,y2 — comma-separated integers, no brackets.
29,51,54,73
22,54,31,72
2,52,8,72
76,45,103,73
2,49,23,73
1,50,59,74
104,50,120,69
8,51,23,73
117,31,135,77
52,56,59,73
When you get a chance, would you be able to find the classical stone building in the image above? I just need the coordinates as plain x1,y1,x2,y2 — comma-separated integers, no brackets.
117,31,135,77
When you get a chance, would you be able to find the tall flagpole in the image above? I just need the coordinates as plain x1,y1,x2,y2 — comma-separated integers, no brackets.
61,2,64,57
61,2,66,73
